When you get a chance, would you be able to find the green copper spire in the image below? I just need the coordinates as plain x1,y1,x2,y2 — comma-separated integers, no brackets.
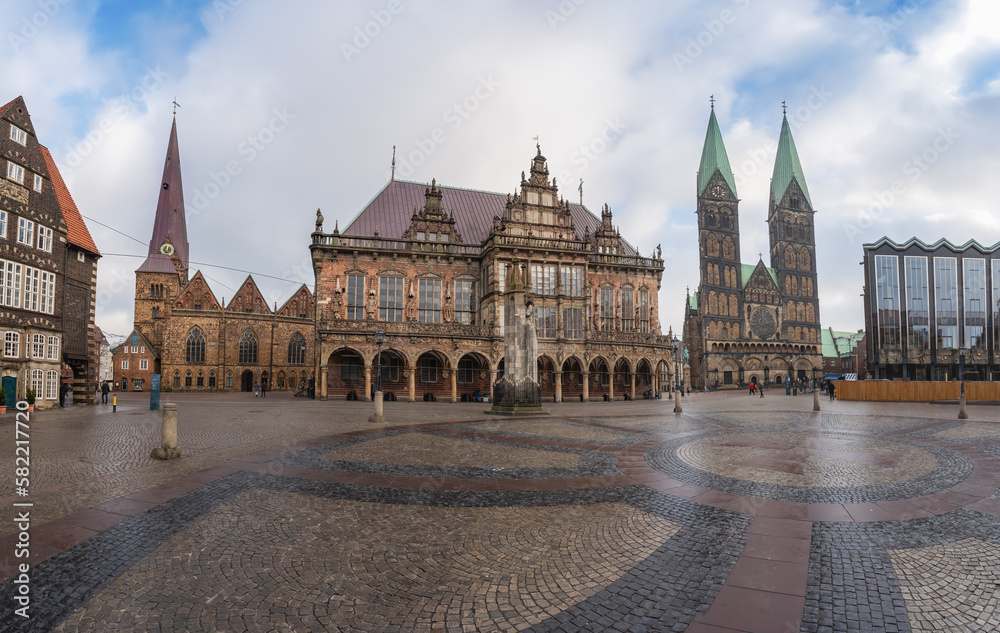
771,113,812,208
697,106,737,197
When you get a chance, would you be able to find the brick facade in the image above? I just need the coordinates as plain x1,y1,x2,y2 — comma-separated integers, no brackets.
311,147,674,402
0,96,100,409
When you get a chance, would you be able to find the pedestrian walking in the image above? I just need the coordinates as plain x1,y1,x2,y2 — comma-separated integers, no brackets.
759,383,764,398
101,381,110,404
828,380,835,401
261,379,267,398
254,381,260,397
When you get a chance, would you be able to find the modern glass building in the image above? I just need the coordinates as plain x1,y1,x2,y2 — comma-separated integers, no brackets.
863,237,998,381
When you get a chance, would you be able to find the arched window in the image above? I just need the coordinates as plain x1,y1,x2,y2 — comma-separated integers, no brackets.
287,332,306,365
186,328,205,364
185,371,192,387
209,371,216,388
197,371,204,387
172,370,180,389
226,371,233,388
239,330,258,365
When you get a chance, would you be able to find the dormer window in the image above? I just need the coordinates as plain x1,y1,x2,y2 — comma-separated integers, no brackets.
416,231,425,241
439,233,448,243
428,232,437,241
9,125,26,145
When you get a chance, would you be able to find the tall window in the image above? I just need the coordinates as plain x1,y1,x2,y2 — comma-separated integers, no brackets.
379,277,403,322
993,260,1000,353
535,307,557,338
287,332,306,364
0,261,19,308
30,369,43,399
39,271,55,314
17,218,33,246
457,357,475,383
379,354,400,382
47,335,59,360
238,330,258,364
0,211,6,239
46,370,58,400
905,256,929,353
455,280,475,324
420,356,439,382
600,288,614,331
346,275,365,320
31,333,44,358
186,328,206,363
418,278,442,323
639,290,649,333
7,161,24,184
560,266,583,296
23,268,39,312
4,332,18,357
964,258,986,350
622,289,634,332
37,226,52,252
497,262,506,293
874,255,901,350
934,257,958,350
563,307,583,339
530,264,557,295
341,355,361,381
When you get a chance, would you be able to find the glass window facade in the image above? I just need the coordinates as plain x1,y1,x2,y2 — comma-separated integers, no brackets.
563,307,583,339
379,277,404,322
874,255,901,350
418,278,442,323
904,256,929,353
600,288,614,331
346,275,365,320
455,280,475,324
964,258,986,350
934,258,958,350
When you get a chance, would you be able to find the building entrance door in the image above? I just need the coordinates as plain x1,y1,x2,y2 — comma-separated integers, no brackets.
241,370,254,392
1,376,15,407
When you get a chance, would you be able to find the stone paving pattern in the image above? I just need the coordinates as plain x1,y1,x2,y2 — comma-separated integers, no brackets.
1,390,1000,631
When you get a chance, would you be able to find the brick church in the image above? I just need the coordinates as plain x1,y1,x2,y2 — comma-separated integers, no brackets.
117,117,314,392
310,145,673,401
683,106,822,389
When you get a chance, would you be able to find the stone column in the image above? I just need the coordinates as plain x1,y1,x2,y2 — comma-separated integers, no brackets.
364,365,372,402
407,369,416,402
554,371,562,403
489,370,497,402
150,403,180,460
608,371,614,401
450,370,457,403
582,371,589,401
630,371,636,400
319,364,328,400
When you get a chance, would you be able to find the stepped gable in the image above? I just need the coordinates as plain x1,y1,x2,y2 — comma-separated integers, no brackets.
172,271,222,311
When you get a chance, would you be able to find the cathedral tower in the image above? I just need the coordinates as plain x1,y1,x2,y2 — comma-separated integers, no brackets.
768,112,820,346
134,116,190,347
695,104,743,339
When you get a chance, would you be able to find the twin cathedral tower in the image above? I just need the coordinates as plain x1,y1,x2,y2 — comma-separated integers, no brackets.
683,104,822,389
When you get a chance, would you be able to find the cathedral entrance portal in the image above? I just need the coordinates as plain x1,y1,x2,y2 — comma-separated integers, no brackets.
241,370,255,392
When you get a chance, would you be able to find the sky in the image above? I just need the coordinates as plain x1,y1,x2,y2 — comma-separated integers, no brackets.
5,0,1000,346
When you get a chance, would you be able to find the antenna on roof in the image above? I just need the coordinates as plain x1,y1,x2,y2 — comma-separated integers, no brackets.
391,145,396,182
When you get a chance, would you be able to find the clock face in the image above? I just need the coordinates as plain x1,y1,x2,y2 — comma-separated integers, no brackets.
710,184,725,197
750,308,776,339
159,243,175,256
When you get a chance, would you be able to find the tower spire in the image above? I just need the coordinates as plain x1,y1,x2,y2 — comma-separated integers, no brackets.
390,145,396,182
136,117,189,279
697,107,737,197
771,112,812,208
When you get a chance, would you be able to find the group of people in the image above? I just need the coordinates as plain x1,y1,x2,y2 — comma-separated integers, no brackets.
254,380,268,397
746,377,839,400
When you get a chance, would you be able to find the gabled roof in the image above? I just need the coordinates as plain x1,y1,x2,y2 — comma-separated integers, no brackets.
771,114,812,208
226,276,271,314
741,262,778,289
138,117,189,274
173,271,222,311
110,329,159,359
697,107,737,197
277,284,313,318
343,179,638,256
0,96,18,117
40,145,100,255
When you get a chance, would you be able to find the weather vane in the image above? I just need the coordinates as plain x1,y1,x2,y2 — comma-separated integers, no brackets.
172,98,181,115
709,94,715,109
781,100,787,115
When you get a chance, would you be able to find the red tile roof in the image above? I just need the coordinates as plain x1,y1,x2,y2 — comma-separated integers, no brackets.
343,179,637,255
40,145,100,255
0,96,19,117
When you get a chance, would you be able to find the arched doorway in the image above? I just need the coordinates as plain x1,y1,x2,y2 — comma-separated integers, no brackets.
457,353,489,401
588,358,609,400
537,356,556,400
241,370,254,392
636,360,652,396
416,351,448,401
327,349,364,399
613,358,631,397
562,357,583,401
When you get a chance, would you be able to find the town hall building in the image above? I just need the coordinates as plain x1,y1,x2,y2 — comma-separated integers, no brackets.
683,106,822,389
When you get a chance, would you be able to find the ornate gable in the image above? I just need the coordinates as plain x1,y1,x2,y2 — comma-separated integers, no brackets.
401,179,463,243
745,261,780,306
277,285,314,319
172,271,221,310
226,276,271,314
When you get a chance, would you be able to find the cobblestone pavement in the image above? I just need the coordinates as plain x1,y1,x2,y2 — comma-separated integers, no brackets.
2,390,1000,631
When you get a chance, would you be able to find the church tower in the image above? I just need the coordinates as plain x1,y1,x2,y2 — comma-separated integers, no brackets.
768,112,820,346
695,104,744,340
134,116,190,348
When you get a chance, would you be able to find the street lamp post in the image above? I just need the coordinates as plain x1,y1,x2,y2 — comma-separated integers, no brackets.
369,329,386,424
958,345,967,420
673,335,682,414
